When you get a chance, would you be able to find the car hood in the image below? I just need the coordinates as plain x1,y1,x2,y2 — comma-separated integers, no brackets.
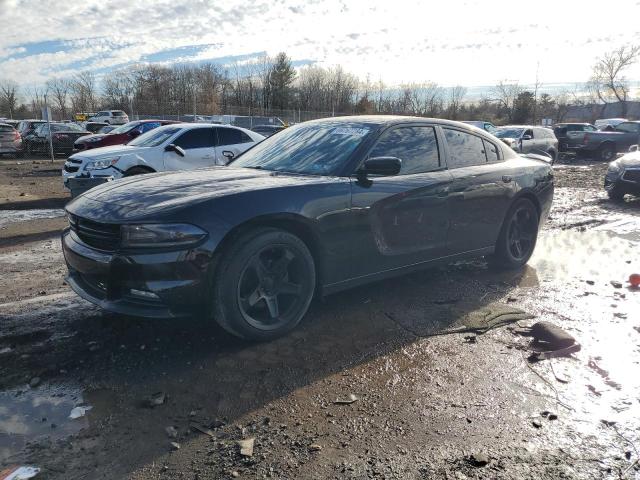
67,167,341,220
617,151,640,167
71,144,141,159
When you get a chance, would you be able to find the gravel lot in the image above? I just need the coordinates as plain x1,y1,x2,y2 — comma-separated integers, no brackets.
0,155,639,479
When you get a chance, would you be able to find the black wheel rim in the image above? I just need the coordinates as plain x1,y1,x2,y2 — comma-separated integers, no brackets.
507,207,537,260
237,244,310,331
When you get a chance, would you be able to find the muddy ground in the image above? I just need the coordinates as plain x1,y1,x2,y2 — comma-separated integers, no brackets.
0,156,639,479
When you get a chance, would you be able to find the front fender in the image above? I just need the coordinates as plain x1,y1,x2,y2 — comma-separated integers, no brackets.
114,154,157,173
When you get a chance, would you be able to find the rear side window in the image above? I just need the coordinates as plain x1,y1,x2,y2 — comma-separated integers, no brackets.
443,129,486,168
112,111,126,116
217,128,253,146
174,128,215,149
368,126,440,175
483,139,500,162
140,122,161,133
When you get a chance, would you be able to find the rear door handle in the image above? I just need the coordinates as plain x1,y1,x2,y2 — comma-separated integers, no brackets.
502,175,512,183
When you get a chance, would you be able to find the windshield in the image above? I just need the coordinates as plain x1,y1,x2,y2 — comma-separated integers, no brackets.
109,122,139,135
127,126,181,147
495,128,524,138
231,123,371,175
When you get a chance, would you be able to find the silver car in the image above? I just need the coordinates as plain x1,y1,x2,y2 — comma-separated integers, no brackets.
495,125,558,163
0,123,22,157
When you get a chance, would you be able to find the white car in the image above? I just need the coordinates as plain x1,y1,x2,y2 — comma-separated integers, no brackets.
62,123,264,187
88,110,130,125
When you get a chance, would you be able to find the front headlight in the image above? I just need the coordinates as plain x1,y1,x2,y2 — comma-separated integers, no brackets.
608,162,621,173
121,224,208,248
85,157,120,170
86,136,103,143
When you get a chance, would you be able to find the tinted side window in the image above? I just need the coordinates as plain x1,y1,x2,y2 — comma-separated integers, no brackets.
217,128,250,146
616,122,640,133
140,122,160,133
443,129,486,168
174,128,215,149
368,126,440,175
483,139,500,162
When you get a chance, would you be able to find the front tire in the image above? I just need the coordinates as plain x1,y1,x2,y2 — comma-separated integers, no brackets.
490,198,540,270
212,228,316,341
547,149,557,165
607,185,626,201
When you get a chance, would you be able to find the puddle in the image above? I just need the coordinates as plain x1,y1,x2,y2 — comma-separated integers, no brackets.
530,229,638,282
0,209,65,228
0,385,86,462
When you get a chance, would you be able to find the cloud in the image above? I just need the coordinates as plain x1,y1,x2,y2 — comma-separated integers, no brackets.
0,0,639,88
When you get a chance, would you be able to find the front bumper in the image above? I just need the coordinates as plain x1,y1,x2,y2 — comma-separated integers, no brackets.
62,163,121,188
604,168,640,193
62,228,211,318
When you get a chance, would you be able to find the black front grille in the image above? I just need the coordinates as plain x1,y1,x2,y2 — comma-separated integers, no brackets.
623,169,640,183
64,164,79,173
73,142,86,151
69,215,120,251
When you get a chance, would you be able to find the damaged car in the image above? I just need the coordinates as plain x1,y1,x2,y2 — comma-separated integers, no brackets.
604,145,640,200
62,116,554,341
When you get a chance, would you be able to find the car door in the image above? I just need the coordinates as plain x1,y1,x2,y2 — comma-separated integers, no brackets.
349,125,453,279
614,122,640,150
214,127,255,164
443,128,512,254
163,127,217,171
520,128,535,153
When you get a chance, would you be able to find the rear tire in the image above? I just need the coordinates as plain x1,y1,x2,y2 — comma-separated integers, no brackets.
490,198,540,270
212,227,316,341
547,149,557,165
599,143,616,162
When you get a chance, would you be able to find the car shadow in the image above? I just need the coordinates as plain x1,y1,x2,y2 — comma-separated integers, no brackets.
0,197,69,210
0,260,539,476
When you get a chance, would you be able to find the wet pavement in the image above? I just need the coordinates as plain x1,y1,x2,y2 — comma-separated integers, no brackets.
0,162,639,479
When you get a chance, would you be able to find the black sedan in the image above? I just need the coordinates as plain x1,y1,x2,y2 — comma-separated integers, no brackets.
62,116,554,340
24,122,90,156
604,147,640,200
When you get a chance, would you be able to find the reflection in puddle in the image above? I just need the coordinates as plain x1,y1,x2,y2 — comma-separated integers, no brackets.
0,209,65,228
0,385,86,462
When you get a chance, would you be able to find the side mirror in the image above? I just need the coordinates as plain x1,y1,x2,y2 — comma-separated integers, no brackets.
629,144,639,152
522,135,533,141
222,150,235,162
360,157,402,176
165,143,185,157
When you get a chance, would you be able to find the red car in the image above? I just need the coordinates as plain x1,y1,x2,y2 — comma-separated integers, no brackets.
73,120,179,152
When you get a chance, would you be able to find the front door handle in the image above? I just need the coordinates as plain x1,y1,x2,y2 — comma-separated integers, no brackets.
502,175,512,183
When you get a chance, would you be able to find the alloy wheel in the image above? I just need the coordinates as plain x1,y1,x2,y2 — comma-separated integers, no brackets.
237,244,310,331
507,207,537,260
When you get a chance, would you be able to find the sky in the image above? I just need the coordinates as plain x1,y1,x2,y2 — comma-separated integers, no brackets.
1,0,640,89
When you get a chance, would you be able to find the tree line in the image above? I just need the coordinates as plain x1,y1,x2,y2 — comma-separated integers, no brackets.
1,46,638,124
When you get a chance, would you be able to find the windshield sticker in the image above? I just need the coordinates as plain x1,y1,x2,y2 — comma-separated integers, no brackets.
332,127,369,137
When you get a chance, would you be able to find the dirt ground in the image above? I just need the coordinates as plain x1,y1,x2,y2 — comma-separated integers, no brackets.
0,155,639,479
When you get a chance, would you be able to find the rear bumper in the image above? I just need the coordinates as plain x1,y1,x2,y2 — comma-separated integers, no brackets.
62,228,211,318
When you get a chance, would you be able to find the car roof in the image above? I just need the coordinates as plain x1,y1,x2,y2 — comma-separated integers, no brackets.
554,122,592,126
498,125,538,129
301,115,496,132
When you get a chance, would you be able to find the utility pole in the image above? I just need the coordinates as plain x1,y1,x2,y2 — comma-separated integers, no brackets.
193,84,197,122
43,93,54,163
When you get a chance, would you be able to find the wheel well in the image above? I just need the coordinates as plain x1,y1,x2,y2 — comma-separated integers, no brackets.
125,165,155,174
600,141,615,150
214,216,325,286
515,192,541,219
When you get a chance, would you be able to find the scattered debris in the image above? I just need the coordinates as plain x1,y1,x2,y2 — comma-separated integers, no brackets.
586,280,595,285
309,444,323,452
610,280,623,289
145,392,166,408
0,466,40,480
469,452,490,467
532,419,543,428
237,438,255,457
526,321,581,361
169,442,180,451
69,405,92,419
629,273,640,289
165,426,178,439
334,394,358,405
190,423,215,438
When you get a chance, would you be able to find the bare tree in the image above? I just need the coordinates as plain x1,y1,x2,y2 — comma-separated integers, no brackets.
70,71,98,113
447,85,467,119
490,81,523,123
0,80,19,118
46,78,70,119
589,45,640,116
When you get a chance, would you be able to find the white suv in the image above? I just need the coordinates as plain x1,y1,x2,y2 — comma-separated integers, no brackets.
62,123,264,187
88,110,130,125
